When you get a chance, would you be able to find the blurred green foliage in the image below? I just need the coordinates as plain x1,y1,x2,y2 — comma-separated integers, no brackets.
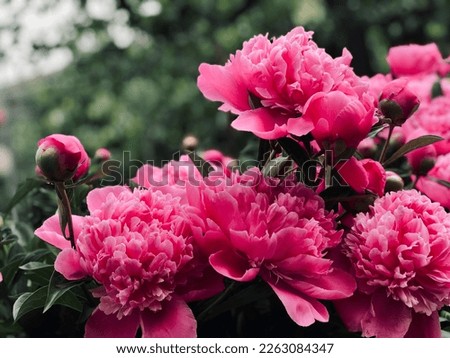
0,0,449,205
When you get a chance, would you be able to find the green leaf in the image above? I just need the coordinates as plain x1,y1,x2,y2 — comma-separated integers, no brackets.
199,282,272,322
431,80,443,99
3,178,44,216
44,287,83,313
13,287,48,321
44,270,84,313
383,135,443,167
277,137,310,167
19,262,54,271
262,156,293,177
187,151,214,178
13,284,84,322
257,139,271,167
368,124,388,138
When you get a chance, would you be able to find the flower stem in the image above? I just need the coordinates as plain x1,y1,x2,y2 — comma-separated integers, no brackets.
197,281,237,322
55,182,76,249
379,124,394,164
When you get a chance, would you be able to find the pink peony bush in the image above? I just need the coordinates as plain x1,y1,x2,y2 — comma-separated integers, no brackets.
336,190,450,337
18,28,450,339
35,186,223,337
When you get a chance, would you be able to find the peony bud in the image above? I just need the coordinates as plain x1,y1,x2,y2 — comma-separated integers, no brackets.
384,171,404,192
182,135,199,152
35,134,90,182
379,79,420,126
94,148,111,163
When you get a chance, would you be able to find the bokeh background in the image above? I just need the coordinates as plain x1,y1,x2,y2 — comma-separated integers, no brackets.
0,0,449,209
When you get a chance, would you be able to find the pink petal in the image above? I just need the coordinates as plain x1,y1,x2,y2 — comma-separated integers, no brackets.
266,277,329,327
203,190,242,232
132,164,163,188
86,186,130,212
179,266,225,302
209,249,259,281
84,308,140,338
337,157,369,193
361,290,412,337
287,268,356,299
54,248,86,280
197,63,250,114
286,116,315,137
405,311,442,338
140,297,197,338
231,108,288,139
229,229,276,261
35,214,84,250
333,291,371,332
34,215,71,250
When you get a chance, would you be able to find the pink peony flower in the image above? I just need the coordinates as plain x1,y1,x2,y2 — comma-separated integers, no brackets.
187,168,356,327
387,43,448,77
35,134,90,182
35,186,223,337
379,78,420,125
133,155,204,201
402,96,450,156
198,26,369,139
416,153,450,209
335,190,450,337
0,272,3,283
302,91,376,149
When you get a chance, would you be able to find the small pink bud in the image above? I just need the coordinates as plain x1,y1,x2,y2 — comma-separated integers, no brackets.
379,79,420,126
35,134,90,182
94,148,111,162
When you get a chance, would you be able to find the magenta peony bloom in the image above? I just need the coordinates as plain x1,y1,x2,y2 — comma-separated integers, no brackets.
197,26,369,139
35,186,223,337
133,155,204,201
187,168,356,327
416,153,450,209
302,91,376,149
35,134,90,182
387,43,448,77
0,271,3,283
336,190,450,337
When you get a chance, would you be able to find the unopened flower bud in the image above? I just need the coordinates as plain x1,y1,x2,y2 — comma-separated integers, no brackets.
35,134,90,182
182,135,199,152
379,79,420,126
94,148,111,163
384,171,404,192
418,157,436,176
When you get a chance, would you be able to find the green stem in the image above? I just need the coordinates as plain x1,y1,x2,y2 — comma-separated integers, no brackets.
197,281,237,322
55,182,76,249
379,124,394,164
